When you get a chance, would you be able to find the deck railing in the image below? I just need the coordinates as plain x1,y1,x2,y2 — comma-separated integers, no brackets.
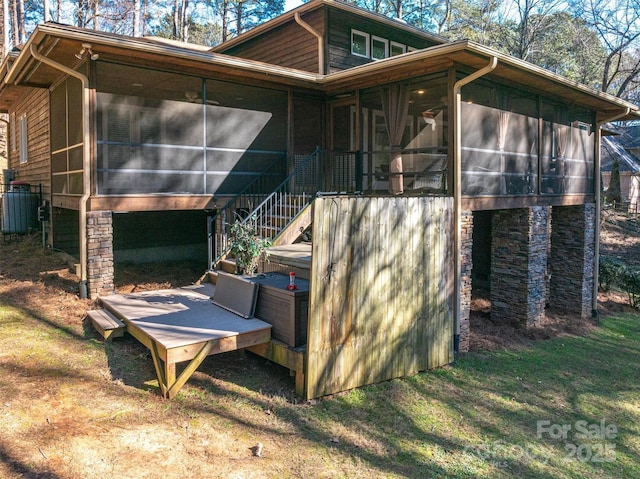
208,147,321,270
360,148,448,194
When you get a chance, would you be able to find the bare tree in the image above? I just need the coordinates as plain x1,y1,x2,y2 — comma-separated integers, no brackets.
504,0,564,60
575,0,640,101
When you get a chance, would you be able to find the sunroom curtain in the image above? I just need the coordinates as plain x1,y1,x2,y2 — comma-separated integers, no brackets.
381,84,411,194
556,126,568,158
498,111,510,194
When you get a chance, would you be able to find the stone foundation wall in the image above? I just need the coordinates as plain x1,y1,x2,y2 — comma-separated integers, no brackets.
86,210,114,299
549,204,595,318
458,210,473,353
491,207,549,328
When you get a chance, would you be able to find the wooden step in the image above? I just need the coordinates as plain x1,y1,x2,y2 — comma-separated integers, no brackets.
86,309,126,340
219,258,237,274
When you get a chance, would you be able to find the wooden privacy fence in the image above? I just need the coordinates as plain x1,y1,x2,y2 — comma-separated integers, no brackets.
307,196,454,398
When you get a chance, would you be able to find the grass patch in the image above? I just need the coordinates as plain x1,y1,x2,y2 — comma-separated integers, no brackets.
282,313,640,478
0,294,638,477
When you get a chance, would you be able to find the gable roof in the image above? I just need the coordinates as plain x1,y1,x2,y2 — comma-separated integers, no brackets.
601,136,640,172
618,126,640,149
210,0,448,53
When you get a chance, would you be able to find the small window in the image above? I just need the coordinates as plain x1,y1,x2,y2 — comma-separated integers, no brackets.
407,46,419,52
10,112,16,151
390,42,406,56
18,114,27,164
351,30,369,58
371,36,388,60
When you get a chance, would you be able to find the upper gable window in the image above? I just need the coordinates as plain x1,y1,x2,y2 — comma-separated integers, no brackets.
371,36,389,60
18,114,27,164
351,30,370,58
10,112,16,152
390,42,406,57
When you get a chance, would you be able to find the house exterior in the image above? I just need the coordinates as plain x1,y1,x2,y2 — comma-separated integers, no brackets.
1,0,638,398
601,134,640,211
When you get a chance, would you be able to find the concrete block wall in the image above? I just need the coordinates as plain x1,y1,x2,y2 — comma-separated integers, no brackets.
86,210,114,298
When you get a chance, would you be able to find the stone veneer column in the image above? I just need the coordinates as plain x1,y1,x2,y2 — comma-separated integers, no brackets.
549,204,595,318
86,210,114,299
458,210,473,353
491,207,549,328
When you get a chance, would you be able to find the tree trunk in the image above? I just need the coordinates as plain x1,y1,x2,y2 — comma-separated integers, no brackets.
133,0,140,36
91,0,99,29
221,0,228,42
236,0,242,37
2,0,9,58
17,0,24,43
10,0,18,45
181,0,189,42
173,0,179,39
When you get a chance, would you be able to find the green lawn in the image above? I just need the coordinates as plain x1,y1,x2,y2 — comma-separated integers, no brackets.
1,297,638,478
295,313,640,478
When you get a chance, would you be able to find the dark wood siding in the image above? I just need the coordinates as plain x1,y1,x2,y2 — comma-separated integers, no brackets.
220,9,325,73
327,8,442,73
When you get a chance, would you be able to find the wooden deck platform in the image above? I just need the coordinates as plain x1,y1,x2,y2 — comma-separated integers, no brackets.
99,284,272,399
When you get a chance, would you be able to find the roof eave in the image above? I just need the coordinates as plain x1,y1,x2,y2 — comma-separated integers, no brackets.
319,40,639,119
4,23,321,88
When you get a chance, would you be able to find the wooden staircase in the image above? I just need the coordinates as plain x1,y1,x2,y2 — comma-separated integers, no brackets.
208,196,313,284
208,148,321,282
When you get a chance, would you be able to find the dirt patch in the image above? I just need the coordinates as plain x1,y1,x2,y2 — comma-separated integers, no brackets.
469,292,602,352
468,207,638,352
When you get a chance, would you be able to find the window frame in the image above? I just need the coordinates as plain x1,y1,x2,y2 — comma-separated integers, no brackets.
390,41,406,57
371,36,389,60
351,29,370,58
18,113,27,164
10,112,16,152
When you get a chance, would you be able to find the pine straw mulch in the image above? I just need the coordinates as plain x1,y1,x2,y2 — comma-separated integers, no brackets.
1,207,637,356
468,207,639,353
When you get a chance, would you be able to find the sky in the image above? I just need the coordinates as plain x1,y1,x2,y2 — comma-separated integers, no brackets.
284,0,305,12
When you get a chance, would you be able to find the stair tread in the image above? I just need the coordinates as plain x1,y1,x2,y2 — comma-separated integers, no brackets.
87,309,126,340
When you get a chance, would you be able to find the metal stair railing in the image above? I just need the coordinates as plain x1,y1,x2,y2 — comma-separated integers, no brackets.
208,147,321,271
207,155,286,271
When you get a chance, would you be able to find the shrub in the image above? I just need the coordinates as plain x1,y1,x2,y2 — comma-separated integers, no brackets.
228,215,271,275
599,256,626,291
620,268,640,308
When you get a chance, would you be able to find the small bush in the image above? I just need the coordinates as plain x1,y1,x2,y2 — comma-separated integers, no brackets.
228,215,271,275
599,256,627,291
620,268,640,308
